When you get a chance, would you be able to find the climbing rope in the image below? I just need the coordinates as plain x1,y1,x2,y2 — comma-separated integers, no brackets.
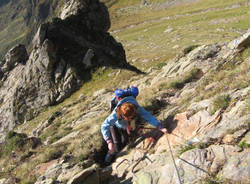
166,133,182,184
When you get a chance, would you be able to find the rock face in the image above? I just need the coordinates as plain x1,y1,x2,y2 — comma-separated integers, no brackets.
0,0,135,143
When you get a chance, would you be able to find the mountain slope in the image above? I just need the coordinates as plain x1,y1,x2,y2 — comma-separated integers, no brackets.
0,0,249,183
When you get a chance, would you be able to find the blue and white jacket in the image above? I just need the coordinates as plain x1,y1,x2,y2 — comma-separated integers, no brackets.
101,96,161,142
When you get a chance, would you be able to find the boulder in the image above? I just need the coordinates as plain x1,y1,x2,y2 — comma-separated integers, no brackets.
151,44,221,85
0,179,7,184
59,0,110,32
200,102,250,142
1,44,28,72
133,145,246,184
57,164,83,183
218,149,250,183
228,30,250,50
67,164,100,184
35,160,63,184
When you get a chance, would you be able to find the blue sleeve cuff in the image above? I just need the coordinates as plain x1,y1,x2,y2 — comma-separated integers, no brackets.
157,123,163,129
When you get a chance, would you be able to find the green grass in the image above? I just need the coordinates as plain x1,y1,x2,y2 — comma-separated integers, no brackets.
178,144,195,156
39,144,67,163
0,0,65,59
239,140,250,149
195,52,249,101
169,68,202,89
0,131,27,157
210,95,231,115
109,0,249,70
183,45,200,55
203,177,223,184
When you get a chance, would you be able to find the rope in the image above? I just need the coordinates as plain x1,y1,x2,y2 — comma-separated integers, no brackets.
166,133,182,184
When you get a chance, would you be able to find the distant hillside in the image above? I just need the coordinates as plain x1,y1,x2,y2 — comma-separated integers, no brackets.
0,0,63,59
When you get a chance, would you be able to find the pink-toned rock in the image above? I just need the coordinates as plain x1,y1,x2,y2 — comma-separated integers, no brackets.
155,111,222,153
35,160,57,176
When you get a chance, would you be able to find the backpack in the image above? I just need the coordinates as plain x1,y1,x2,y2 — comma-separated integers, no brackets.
110,86,139,111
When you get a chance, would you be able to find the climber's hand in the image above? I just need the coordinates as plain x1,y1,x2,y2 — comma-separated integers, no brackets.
108,142,115,153
160,128,168,134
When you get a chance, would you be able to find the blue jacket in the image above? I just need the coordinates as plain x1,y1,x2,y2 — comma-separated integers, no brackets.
101,96,161,141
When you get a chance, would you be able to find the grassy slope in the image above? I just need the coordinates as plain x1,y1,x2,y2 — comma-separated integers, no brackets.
0,0,64,59
0,0,249,182
107,0,249,69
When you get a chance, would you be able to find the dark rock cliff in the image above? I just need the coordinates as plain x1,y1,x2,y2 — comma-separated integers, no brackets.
0,0,140,143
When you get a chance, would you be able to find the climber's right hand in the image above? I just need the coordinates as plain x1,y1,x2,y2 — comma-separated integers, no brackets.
108,142,115,153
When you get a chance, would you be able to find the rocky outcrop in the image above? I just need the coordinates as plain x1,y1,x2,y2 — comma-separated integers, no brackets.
67,164,100,184
59,0,110,32
105,31,250,184
109,86,249,183
0,0,137,143
130,145,249,184
1,44,28,73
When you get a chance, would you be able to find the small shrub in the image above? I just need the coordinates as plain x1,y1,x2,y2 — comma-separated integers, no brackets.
210,95,231,115
203,177,223,184
183,45,200,55
78,154,86,162
178,144,195,156
160,149,167,153
158,82,168,91
3,131,28,155
183,68,202,83
63,127,73,131
196,142,207,149
7,130,16,139
148,148,155,155
239,140,250,149
49,135,63,144
169,81,184,89
169,68,202,89
156,62,166,69
40,145,66,163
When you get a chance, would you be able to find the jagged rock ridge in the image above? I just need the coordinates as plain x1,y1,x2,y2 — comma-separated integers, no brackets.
0,0,139,143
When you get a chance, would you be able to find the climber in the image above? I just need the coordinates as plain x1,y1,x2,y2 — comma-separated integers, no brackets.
101,86,167,164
